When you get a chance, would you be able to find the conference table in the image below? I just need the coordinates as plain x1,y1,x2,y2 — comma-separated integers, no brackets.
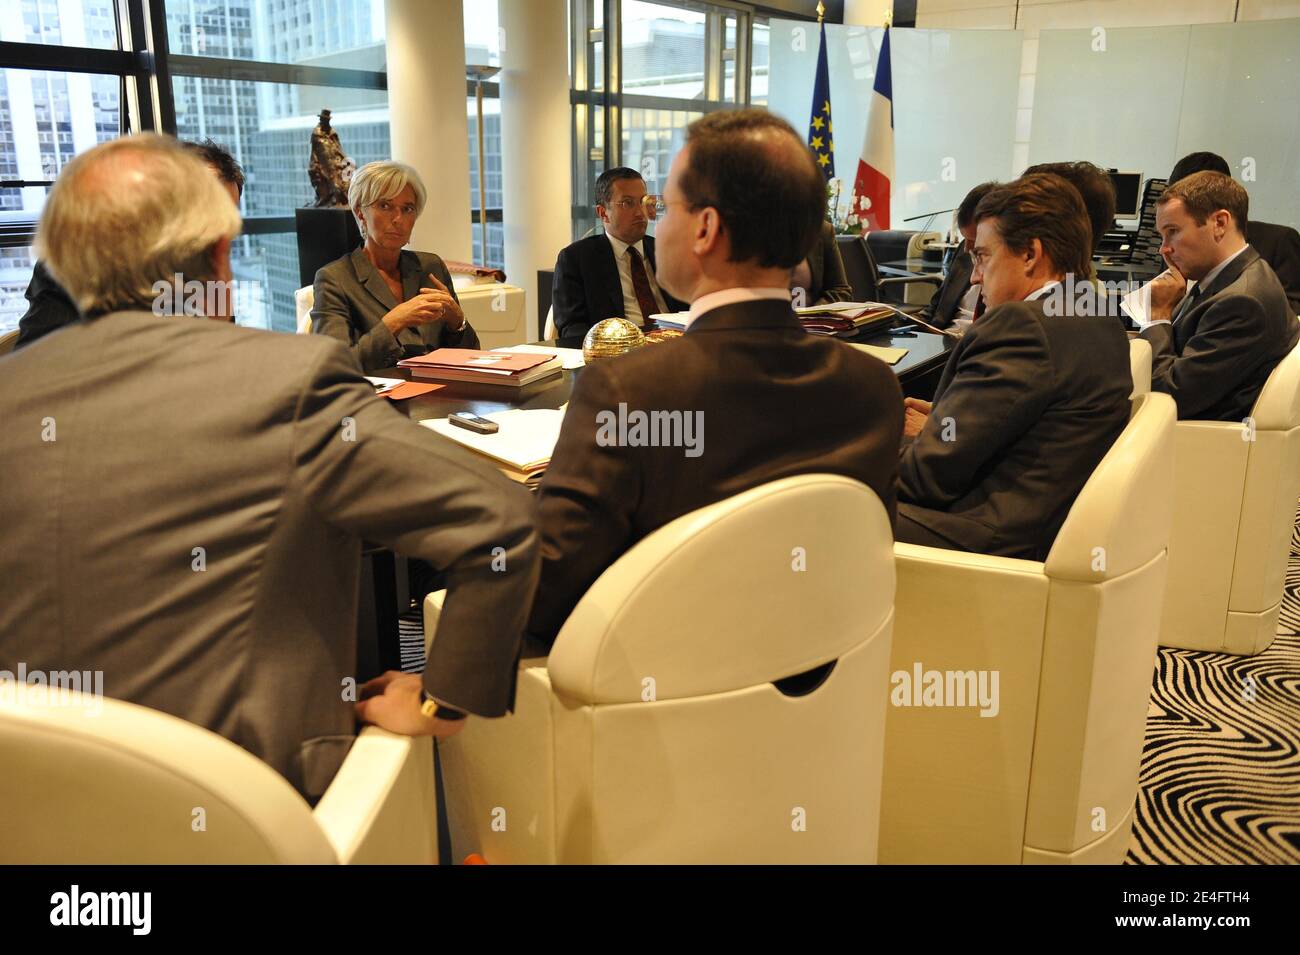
379,323,953,426
357,322,954,677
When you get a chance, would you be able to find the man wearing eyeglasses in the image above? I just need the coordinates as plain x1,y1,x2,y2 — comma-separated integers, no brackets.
550,167,686,341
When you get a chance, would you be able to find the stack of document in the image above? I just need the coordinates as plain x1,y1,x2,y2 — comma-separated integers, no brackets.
493,343,586,370
422,408,566,489
796,301,897,337
647,312,691,330
398,348,562,387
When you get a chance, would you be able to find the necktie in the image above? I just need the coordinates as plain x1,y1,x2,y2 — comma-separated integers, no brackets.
1175,284,1201,322
628,246,660,328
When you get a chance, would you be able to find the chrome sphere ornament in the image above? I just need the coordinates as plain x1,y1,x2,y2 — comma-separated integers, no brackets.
582,317,645,363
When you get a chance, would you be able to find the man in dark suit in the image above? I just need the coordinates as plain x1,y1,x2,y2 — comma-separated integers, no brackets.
550,167,687,340
897,173,1131,560
525,110,905,646
1142,171,1299,421
0,135,540,802
1169,151,1300,313
920,181,997,328
12,138,245,351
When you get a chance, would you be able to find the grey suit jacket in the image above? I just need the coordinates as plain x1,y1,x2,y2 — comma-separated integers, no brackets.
920,250,973,329
0,312,539,801
311,246,480,373
1140,246,1299,422
1248,220,1300,315
898,296,1131,561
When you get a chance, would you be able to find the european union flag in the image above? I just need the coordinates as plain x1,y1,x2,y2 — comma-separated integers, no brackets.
807,22,834,180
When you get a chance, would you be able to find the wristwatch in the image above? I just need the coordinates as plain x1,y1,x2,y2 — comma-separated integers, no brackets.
420,689,466,721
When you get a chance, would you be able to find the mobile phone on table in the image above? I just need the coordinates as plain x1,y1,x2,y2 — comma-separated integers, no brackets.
449,412,499,434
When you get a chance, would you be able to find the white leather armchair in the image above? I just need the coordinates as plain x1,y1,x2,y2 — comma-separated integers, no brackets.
295,285,314,334
0,684,437,864
1158,340,1300,654
879,392,1176,864
427,474,896,864
1129,337,1151,397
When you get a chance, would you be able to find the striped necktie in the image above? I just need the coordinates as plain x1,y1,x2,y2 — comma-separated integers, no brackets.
628,246,661,327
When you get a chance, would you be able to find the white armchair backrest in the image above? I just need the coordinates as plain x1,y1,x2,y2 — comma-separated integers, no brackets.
1045,392,1176,581
1231,338,1300,610
1026,392,1175,856
0,682,336,864
1128,338,1151,397
1249,336,1300,432
547,474,895,705
295,286,315,334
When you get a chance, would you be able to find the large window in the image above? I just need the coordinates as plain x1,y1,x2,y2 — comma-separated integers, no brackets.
1,0,135,334
1,0,506,336
164,1,389,331
569,0,777,240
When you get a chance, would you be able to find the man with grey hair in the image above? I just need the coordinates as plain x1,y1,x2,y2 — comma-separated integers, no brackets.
0,134,540,802
12,137,245,350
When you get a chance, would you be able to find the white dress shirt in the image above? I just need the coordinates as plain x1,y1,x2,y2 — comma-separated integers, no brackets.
606,232,669,326
685,287,792,330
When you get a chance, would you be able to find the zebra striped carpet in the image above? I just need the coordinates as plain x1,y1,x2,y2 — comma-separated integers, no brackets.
396,507,1300,864
1127,500,1300,864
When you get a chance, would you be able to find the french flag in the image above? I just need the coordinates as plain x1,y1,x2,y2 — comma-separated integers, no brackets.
852,26,893,232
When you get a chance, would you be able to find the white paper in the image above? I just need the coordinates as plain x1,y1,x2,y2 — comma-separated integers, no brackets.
849,342,909,365
494,343,586,370
1119,278,1157,328
648,312,690,329
364,376,405,394
421,408,566,471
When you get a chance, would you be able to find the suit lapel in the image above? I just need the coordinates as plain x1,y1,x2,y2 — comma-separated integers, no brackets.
597,235,623,315
400,251,425,304
351,247,398,312
1174,247,1259,345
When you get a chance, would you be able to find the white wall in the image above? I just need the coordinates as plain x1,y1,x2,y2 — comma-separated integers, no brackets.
914,0,1300,227
768,21,1023,227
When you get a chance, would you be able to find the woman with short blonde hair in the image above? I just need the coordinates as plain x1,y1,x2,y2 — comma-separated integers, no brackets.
311,159,477,371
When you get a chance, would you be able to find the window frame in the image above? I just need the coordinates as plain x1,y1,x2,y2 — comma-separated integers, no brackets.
568,0,805,238
0,0,506,323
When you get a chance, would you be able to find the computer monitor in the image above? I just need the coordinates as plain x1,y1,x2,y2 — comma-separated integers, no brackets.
1108,171,1143,220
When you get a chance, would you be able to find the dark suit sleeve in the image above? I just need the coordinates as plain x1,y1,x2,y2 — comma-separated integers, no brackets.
310,264,405,372
899,308,1053,508
551,245,591,340
1141,294,1270,420
525,360,640,645
920,254,971,328
14,262,80,351
813,228,853,305
1267,230,1300,314
291,341,541,716
427,255,480,350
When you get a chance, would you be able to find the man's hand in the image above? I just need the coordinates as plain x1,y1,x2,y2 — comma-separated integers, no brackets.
1148,256,1188,322
354,671,466,739
903,397,932,439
